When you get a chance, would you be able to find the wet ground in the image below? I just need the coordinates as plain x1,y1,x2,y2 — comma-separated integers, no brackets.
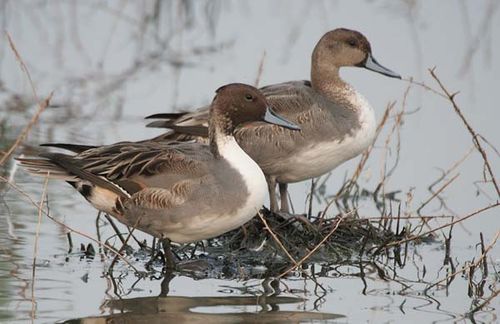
1,1,499,323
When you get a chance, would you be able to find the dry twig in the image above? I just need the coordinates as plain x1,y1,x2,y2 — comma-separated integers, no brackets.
426,230,499,292
424,146,475,215
109,216,141,271
404,77,447,99
0,175,140,274
416,173,460,227
429,68,500,198
0,32,53,166
254,51,266,87
468,288,500,315
385,202,499,248
278,212,350,278
30,174,49,320
257,211,298,266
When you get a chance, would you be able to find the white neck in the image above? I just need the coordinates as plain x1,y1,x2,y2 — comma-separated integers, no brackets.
216,133,267,216
348,86,376,130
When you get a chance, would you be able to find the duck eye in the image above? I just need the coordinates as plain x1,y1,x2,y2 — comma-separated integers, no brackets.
244,94,254,101
347,39,357,47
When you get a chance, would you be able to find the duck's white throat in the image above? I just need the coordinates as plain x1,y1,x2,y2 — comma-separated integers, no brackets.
216,133,267,219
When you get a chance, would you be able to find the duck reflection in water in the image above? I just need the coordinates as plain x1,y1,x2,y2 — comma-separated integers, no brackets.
63,275,344,324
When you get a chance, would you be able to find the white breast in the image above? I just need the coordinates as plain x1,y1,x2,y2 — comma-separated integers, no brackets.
281,89,377,183
164,135,267,244
215,135,267,227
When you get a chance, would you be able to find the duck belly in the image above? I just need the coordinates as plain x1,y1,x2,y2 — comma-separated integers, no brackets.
166,206,261,243
157,177,266,244
122,182,265,244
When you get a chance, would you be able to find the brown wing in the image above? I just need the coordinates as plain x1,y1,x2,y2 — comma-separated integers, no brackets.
76,141,212,190
19,140,212,197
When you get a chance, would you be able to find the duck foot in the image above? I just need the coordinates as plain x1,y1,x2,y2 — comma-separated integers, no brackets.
274,211,295,221
275,211,306,231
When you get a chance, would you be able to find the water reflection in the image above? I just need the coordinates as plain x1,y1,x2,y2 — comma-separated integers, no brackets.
64,275,343,324
65,297,342,323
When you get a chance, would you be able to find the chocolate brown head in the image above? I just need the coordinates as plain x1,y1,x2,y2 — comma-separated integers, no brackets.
210,83,299,135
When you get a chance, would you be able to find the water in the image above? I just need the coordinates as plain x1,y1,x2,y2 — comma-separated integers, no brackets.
1,1,499,322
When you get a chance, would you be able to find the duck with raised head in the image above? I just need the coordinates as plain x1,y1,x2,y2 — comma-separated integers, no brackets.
146,28,401,213
18,84,300,268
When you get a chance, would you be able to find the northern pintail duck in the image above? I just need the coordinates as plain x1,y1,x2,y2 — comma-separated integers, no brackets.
18,84,299,268
146,28,401,213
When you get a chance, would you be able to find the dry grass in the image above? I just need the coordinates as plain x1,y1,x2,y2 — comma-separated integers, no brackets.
0,33,53,166
429,68,500,198
0,33,141,277
30,174,48,320
426,230,499,292
210,208,403,270
0,174,141,274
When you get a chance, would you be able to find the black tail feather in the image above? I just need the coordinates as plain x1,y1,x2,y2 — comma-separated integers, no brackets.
40,152,129,198
144,112,187,120
146,120,175,128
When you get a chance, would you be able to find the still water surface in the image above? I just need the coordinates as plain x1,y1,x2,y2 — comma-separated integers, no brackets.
1,1,499,322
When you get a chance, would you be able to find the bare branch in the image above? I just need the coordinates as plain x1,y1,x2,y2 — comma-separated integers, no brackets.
30,174,49,320
257,211,298,266
386,203,499,248
0,175,140,274
0,32,53,166
429,69,500,198
426,230,499,291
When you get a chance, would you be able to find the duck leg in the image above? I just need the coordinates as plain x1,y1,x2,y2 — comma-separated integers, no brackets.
159,268,175,297
161,238,176,270
266,176,278,212
279,183,290,213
